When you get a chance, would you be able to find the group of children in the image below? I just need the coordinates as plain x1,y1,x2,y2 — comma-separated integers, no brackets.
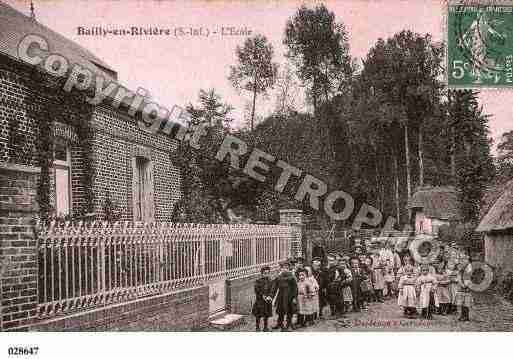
251,241,474,331
396,256,474,321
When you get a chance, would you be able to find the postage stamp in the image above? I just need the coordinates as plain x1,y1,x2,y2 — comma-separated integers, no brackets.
447,1,513,87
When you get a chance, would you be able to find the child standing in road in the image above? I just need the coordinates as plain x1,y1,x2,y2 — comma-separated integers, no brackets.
384,259,396,298
398,266,417,318
447,262,459,315
456,263,474,322
373,260,386,303
340,261,353,313
363,257,376,304
359,260,373,310
434,263,451,315
251,266,274,331
305,266,319,325
416,265,438,319
296,268,314,327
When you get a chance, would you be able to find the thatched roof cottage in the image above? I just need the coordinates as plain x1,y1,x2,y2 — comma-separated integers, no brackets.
407,186,462,235
477,180,513,274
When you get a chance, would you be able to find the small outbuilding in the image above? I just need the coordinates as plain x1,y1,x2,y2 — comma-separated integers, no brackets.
407,186,463,235
477,180,513,275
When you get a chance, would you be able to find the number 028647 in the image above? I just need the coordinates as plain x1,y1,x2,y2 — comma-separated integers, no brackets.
7,347,39,356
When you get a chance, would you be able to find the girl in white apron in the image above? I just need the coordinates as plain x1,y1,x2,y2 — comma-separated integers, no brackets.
416,265,438,319
398,266,417,318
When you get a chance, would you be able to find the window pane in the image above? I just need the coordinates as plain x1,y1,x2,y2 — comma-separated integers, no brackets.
55,167,70,216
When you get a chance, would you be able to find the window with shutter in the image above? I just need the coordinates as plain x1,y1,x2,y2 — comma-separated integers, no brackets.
132,156,154,222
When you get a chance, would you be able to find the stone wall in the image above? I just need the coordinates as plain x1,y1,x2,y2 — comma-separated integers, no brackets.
0,163,40,331
31,286,209,332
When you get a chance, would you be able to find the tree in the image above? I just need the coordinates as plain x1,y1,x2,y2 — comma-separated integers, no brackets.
229,34,278,130
173,89,234,223
360,31,444,221
186,88,233,128
274,64,301,115
496,130,513,181
448,90,495,223
284,4,352,115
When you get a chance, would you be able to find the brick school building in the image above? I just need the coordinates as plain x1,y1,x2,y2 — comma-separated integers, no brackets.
0,1,182,222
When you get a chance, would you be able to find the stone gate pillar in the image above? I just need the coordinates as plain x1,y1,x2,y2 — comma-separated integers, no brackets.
279,209,303,258
0,163,40,331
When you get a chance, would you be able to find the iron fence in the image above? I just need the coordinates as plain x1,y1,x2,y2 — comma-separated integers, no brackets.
37,221,293,318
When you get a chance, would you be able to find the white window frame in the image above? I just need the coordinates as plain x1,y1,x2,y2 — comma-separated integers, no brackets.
54,141,72,217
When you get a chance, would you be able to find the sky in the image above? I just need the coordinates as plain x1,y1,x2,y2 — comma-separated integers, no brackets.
4,0,512,150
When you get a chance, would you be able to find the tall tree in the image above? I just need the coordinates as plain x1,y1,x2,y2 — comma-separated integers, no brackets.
360,31,444,221
448,90,495,223
229,34,278,130
283,4,352,115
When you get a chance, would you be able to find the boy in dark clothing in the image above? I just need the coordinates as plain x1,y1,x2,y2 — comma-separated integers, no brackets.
252,266,274,331
326,255,342,318
272,261,298,331
350,257,364,312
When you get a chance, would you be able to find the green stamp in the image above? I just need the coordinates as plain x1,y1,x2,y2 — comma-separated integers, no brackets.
447,2,513,87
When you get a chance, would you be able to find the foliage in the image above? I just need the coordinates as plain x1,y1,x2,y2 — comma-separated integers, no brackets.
36,106,54,221
496,130,513,181
248,24,494,229
351,30,444,222
102,191,122,222
361,31,443,125
229,34,278,130
448,90,495,223
76,104,95,215
172,89,236,223
284,4,352,113
186,88,234,128
273,64,301,115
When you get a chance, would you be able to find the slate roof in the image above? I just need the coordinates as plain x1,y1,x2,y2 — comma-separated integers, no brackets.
0,1,117,79
407,186,462,220
477,179,513,232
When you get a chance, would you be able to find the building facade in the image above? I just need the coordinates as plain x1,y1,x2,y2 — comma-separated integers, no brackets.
0,2,182,221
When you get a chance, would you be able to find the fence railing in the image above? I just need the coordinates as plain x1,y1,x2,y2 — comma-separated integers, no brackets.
37,221,293,318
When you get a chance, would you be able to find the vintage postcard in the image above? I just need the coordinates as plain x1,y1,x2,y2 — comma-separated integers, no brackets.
0,0,512,356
